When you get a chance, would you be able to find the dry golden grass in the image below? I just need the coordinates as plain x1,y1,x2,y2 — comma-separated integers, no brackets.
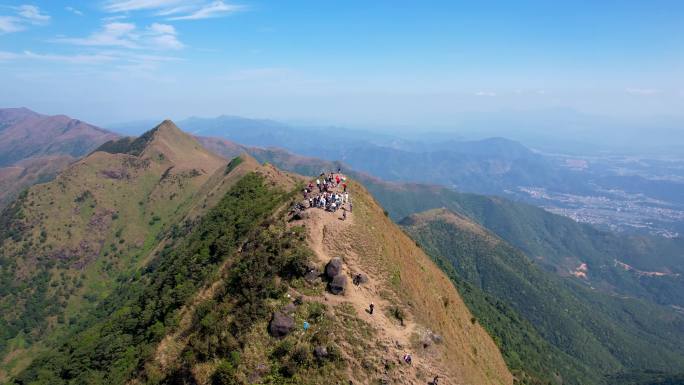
340,180,513,385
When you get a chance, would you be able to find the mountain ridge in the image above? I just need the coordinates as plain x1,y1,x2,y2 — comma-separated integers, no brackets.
1,122,513,384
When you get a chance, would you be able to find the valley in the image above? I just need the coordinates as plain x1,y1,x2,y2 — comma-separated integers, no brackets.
513,153,684,238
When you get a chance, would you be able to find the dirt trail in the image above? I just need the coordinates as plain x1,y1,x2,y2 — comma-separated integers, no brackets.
298,181,445,385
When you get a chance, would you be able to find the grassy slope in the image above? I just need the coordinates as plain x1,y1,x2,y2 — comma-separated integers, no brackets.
11,172,299,384
7,166,515,385
0,155,75,210
340,180,513,385
402,209,684,384
0,121,227,380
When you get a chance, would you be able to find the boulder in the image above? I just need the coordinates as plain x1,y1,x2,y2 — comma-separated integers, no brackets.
325,258,343,279
269,311,295,338
292,210,309,221
313,345,329,359
329,274,347,295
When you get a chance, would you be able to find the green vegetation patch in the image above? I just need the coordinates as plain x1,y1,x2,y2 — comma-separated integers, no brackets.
225,156,244,175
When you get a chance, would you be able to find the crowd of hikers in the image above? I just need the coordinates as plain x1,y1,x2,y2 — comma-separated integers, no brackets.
301,170,352,218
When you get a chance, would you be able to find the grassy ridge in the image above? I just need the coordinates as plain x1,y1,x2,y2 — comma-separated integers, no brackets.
11,173,289,384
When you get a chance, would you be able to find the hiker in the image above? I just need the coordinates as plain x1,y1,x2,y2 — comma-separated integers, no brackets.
349,202,353,212
432,375,440,385
342,209,347,221
336,175,341,184
369,303,375,315
344,192,349,203
343,182,347,192
403,353,412,365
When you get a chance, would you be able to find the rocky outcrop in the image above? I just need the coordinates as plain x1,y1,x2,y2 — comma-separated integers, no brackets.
329,274,347,295
268,311,294,338
325,258,343,279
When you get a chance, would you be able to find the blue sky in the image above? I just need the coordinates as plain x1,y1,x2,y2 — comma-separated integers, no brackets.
0,0,682,127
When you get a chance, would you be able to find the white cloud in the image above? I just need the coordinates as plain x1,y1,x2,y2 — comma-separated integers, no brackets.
475,91,497,97
16,5,50,24
65,6,84,16
104,0,185,13
0,50,115,64
148,23,184,49
102,15,129,21
22,50,117,64
168,1,243,20
155,5,196,16
56,22,184,50
103,0,244,21
0,49,180,69
0,5,50,34
148,22,176,35
0,16,23,33
57,22,139,48
626,88,660,95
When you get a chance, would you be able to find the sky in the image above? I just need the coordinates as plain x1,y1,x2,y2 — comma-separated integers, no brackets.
0,0,683,127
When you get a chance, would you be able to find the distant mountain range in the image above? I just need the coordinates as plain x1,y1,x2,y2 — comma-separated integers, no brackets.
0,108,117,167
0,108,118,208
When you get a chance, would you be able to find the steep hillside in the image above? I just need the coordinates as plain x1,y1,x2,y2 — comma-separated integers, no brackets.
0,108,119,210
0,155,75,208
0,120,228,380
6,175,514,384
291,179,512,384
0,107,117,167
402,209,684,384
